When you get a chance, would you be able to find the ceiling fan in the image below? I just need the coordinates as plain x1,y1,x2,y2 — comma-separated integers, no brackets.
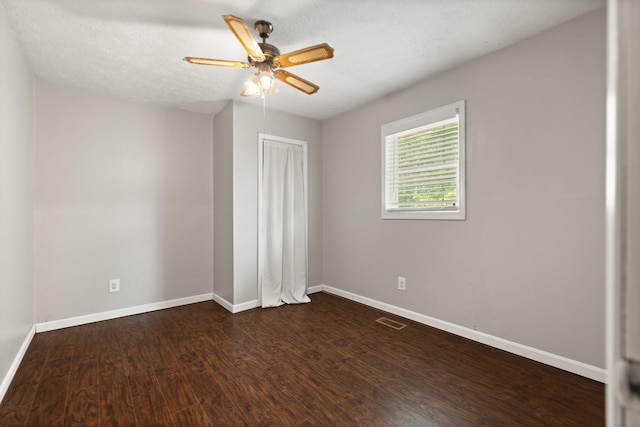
184,15,334,96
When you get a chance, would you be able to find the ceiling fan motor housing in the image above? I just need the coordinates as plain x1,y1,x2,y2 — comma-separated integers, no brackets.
249,43,280,66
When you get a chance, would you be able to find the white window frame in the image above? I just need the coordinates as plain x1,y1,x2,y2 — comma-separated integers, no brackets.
381,100,466,220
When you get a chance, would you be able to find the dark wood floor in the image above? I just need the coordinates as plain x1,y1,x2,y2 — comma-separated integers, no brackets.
0,292,604,426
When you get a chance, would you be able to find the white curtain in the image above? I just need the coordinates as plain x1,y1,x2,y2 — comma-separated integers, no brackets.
260,139,310,308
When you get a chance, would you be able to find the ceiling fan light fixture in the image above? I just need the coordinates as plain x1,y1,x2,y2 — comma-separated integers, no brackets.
241,74,261,97
262,82,279,95
241,71,279,97
257,69,276,92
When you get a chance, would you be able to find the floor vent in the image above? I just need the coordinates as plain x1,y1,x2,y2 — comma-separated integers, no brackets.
375,317,407,330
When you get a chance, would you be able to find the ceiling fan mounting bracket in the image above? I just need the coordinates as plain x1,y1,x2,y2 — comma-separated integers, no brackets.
254,20,273,41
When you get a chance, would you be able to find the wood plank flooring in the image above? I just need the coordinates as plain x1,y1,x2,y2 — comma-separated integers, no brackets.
0,292,604,426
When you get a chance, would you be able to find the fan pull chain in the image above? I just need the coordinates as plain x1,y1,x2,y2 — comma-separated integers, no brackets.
262,92,267,135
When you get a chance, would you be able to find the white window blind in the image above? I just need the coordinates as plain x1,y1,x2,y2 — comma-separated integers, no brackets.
381,100,465,220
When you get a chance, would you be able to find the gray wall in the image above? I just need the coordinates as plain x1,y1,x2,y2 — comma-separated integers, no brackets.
322,9,605,367
35,81,214,322
0,2,35,385
231,101,323,305
213,102,234,302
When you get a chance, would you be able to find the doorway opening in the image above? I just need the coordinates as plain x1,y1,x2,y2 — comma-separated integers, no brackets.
258,133,310,308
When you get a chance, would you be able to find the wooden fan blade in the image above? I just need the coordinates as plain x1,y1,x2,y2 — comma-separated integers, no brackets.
222,14,265,62
184,57,251,68
274,70,319,95
273,43,334,68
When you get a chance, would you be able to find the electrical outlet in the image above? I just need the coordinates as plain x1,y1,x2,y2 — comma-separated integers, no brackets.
397,276,406,291
109,279,120,293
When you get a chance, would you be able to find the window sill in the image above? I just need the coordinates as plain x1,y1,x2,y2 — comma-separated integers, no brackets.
381,209,466,220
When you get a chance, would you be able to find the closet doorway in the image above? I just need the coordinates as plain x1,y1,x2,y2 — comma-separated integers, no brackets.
258,134,310,308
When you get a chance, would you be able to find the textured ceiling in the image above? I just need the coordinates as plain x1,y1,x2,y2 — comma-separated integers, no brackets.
3,0,604,120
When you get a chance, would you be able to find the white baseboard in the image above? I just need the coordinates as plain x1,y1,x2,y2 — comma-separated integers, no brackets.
320,285,606,383
0,325,36,405
35,293,214,333
213,285,324,314
211,293,259,313
233,299,260,313
211,293,234,312
307,285,323,294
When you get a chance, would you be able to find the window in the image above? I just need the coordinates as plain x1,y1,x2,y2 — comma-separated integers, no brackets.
381,100,465,220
